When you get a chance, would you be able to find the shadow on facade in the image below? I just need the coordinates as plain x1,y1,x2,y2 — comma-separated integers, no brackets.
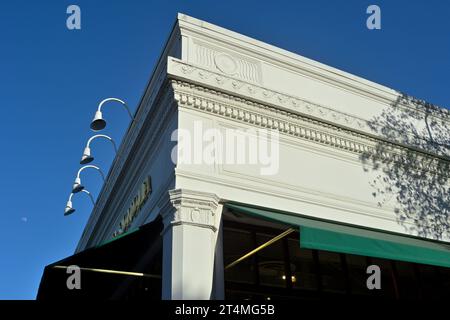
360,93,450,240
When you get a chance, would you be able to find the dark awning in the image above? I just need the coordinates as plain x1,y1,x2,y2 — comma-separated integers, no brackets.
225,203,450,268
37,217,163,300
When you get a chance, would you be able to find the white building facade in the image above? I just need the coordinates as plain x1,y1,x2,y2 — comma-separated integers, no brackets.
40,14,450,300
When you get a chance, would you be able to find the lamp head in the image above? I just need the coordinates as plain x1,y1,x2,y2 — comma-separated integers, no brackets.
90,111,106,131
72,177,84,193
80,146,94,164
64,200,75,216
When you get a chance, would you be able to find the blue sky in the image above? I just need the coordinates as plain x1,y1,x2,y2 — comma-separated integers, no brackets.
0,0,449,299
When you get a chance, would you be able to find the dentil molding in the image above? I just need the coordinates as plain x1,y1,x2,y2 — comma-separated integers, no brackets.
168,57,450,138
170,78,450,177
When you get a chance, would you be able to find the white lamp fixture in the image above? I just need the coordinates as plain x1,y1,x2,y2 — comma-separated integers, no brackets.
72,165,105,194
80,134,117,164
90,98,133,131
64,190,95,216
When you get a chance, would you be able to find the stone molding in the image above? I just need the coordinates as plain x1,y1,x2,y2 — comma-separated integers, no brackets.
170,79,450,177
159,189,221,234
168,57,450,143
191,38,263,85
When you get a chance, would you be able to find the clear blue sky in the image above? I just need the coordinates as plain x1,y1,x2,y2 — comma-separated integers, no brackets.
0,0,449,299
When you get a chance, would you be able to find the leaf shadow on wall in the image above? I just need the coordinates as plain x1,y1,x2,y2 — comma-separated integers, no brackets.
360,93,450,240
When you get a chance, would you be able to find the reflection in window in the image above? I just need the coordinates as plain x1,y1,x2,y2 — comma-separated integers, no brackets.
223,229,256,285
288,240,318,291
256,233,286,288
223,220,450,300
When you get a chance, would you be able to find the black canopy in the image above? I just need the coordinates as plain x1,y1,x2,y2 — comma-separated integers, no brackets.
37,217,163,300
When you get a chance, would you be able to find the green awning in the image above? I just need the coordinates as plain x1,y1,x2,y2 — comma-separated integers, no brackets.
225,203,450,268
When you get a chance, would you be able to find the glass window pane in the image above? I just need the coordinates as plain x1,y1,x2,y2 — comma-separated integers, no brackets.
417,264,441,299
394,261,420,300
318,251,346,294
346,254,371,296
223,229,256,284
369,258,397,299
256,233,286,288
437,266,450,298
288,239,318,291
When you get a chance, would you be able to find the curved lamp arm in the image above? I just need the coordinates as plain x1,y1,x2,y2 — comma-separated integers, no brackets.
76,165,105,181
98,98,133,120
81,189,95,205
80,134,117,164
91,97,134,131
67,189,95,206
65,189,95,215
72,165,105,193
86,134,118,153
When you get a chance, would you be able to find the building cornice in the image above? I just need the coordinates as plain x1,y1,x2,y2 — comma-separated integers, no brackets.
177,14,450,118
169,80,449,179
168,58,450,172
168,57,450,148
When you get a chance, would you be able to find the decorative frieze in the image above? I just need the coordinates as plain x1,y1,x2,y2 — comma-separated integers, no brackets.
172,57,371,131
171,79,450,177
168,58,450,156
192,39,262,84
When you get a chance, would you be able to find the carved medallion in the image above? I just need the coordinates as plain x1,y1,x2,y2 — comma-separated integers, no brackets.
214,53,238,75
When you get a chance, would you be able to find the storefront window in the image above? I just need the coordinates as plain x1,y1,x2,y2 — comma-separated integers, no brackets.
223,228,257,285
395,261,420,299
223,218,450,300
438,266,450,298
417,264,441,299
288,240,318,292
255,233,286,288
317,251,346,294
346,254,370,296
369,258,397,299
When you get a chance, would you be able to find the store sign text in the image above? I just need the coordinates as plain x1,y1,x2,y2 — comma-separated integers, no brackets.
112,176,152,237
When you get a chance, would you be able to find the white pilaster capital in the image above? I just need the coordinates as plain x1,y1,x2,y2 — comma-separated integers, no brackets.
159,189,221,234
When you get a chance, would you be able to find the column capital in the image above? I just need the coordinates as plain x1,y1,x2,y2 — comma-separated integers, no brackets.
159,189,221,233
